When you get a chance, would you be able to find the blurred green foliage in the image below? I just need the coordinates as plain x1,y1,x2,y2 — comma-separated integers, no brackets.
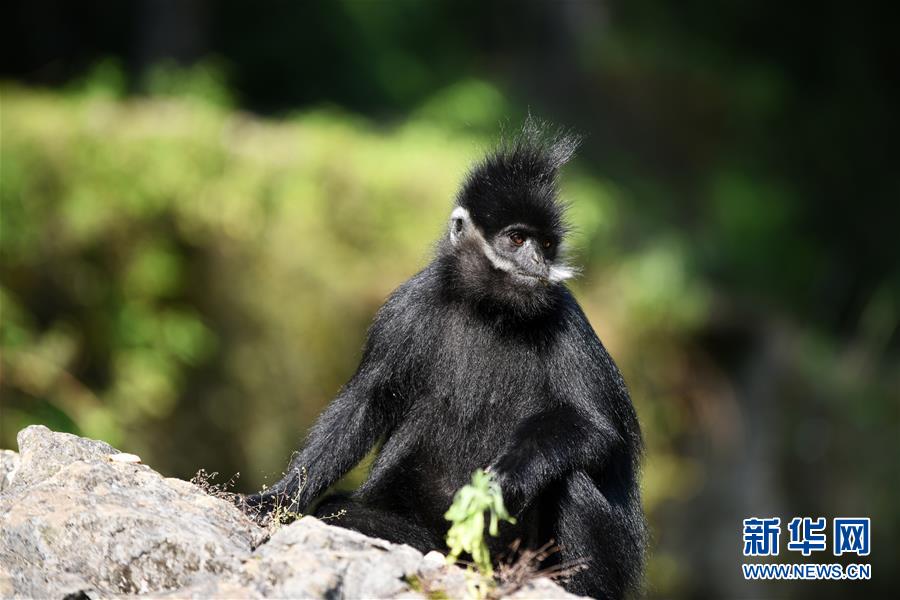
1,63,897,598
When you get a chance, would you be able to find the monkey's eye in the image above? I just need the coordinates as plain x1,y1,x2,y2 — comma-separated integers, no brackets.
509,232,526,247
543,240,553,250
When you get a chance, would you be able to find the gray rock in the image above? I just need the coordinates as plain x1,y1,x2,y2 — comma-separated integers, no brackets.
0,449,18,491
0,425,262,597
7,425,117,491
258,517,424,598
414,550,470,598
161,518,430,599
0,426,583,599
508,578,583,599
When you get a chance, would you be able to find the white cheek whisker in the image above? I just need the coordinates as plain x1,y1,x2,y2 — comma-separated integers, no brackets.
479,239,518,273
548,263,579,283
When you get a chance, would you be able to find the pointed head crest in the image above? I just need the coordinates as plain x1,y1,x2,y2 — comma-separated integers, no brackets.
456,119,580,238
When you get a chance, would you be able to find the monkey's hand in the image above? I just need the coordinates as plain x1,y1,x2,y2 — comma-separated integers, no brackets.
490,406,616,517
488,454,529,517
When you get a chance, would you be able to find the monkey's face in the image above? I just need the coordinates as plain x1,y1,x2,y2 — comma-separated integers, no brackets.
491,224,561,285
446,206,575,315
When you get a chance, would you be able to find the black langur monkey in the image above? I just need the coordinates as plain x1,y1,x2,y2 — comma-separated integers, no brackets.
242,122,646,599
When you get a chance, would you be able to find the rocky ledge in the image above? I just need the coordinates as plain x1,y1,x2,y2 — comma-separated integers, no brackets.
0,426,579,599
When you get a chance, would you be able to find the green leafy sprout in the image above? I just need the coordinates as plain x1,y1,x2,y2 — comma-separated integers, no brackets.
444,468,516,577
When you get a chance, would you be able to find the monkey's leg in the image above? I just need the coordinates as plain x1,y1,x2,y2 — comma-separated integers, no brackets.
313,494,443,554
553,472,643,600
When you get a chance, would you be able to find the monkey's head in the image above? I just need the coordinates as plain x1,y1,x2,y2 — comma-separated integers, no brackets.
440,122,580,317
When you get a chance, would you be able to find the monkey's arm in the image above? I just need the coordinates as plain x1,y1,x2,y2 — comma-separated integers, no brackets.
489,296,642,515
241,284,421,518
243,361,390,516
490,404,622,515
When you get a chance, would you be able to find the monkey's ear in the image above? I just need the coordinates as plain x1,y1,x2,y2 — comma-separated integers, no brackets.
449,206,472,246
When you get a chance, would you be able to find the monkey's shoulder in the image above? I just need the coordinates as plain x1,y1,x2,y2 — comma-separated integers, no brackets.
375,267,441,321
548,290,631,393
362,267,444,352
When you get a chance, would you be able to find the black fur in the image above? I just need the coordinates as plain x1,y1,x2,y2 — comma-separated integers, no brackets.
243,122,646,599
457,120,577,239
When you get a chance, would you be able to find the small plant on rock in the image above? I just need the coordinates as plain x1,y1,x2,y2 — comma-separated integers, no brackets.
444,469,516,597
